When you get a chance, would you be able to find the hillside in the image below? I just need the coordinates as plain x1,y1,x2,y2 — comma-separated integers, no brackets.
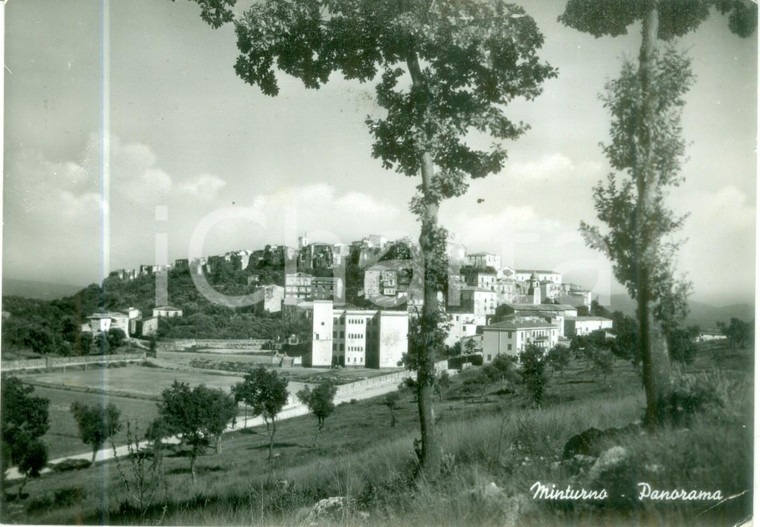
608,293,754,329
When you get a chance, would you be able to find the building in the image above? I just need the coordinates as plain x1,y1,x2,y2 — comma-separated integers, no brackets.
462,269,498,291
87,313,112,333
496,303,578,337
460,286,497,316
253,285,285,313
285,272,313,300
482,319,559,362
137,317,159,337
309,300,335,367
152,306,183,318
466,252,501,270
445,311,486,348
564,316,613,337
308,300,409,369
312,276,344,303
513,269,562,284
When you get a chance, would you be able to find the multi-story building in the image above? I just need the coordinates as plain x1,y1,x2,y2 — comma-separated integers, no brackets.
86,311,131,339
463,269,497,291
285,272,313,300
312,276,344,304
496,303,578,337
308,300,409,369
513,269,562,284
482,319,559,362
460,286,497,316
466,252,501,270
445,311,486,348
253,285,285,313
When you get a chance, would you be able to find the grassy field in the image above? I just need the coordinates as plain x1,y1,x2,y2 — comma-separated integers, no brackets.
32,387,160,459
26,366,248,398
2,342,752,525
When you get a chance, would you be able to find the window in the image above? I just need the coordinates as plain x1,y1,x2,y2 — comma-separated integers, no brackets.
508,344,512,351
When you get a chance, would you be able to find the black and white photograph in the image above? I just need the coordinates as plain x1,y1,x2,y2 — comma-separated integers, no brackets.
0,0,756,525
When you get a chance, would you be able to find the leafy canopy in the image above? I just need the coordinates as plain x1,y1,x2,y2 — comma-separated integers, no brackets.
180,0,556,206
559,0,757,40
232,365,290,423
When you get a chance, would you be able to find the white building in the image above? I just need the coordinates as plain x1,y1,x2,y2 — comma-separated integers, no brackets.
564,316,613,337
514,270,562,284
152,306,183,318
445,311,486,348
285,272,313,300
466,252,501,270
253,285,285,313
310,300,409,369
460,286,497,316
482,319,559,362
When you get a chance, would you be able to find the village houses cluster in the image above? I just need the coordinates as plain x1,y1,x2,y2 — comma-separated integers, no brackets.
91,234,613,369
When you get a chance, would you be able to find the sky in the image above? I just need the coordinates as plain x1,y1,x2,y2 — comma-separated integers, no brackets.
2,0,757,306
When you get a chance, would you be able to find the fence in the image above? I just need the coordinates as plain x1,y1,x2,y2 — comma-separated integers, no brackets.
335,370,416,396
156,339,271,353
3,353,146,372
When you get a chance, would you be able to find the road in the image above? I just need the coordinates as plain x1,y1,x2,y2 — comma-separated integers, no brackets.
5,371,412,481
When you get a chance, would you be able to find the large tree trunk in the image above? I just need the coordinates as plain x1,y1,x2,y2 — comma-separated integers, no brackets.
215,434,222,454
416,151,442,479
636,0,671,430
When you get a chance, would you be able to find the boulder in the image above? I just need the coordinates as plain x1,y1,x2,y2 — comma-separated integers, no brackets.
587,446,629,481
306,496,369,525
562,427,604,459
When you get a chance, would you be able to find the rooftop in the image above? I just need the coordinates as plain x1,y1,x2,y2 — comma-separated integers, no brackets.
515,269,560,275
504,303,577,312
485,320,556,331
460,286,495,293
565,316,613,322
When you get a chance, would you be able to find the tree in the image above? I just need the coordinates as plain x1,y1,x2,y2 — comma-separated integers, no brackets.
610,311,638,361
546,345,570,377
591,348,615,383
157,381,237,481
232,366,289,461
179,0,557,478
491,353,519,386
1,378,50,497
206,389,238,454
297,379,338,447
107,327,127,350
560,0,756,429
519,344,548,406
70,402,122,464
717,318,752,349
433,370,451,402
383,392,401,428
667,325,698,365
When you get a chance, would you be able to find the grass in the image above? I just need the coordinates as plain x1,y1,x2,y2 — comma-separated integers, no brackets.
3,342,752,526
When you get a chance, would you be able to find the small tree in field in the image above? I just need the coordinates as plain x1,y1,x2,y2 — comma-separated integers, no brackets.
383,392,401,428
667,325,699,365
546,345,570,377
232,366,289,461
717,318,752,349
1,377,50,497
591,348,615,383
520,344,549,406
158,381,236,482
70,401,122,464
297,379,338,448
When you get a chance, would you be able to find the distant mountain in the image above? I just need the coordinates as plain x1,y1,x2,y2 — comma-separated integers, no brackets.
607,293,754,329
2,278,85,301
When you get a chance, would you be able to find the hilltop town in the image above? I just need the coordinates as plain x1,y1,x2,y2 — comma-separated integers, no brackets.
85,233,610,370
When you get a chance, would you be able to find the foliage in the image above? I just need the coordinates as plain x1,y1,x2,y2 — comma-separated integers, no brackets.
179,0,556,478
520,344,549,406
610,311,638,360
1,378,50,498
111,420,168,519
667,325,699,365
232,366,289,460
297,379,338,446
433,370,451,402
591,348,615,382
546,345,571,377
70,401,122,464
717,318,752,349
157,381,237,481
383,392,401,428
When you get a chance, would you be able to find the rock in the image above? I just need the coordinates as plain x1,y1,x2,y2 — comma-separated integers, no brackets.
644,463,664,474
562,427,604,459
588,446,629,481
482,482,503,498
306,496,356,524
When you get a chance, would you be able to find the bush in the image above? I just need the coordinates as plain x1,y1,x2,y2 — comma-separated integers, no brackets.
660,370,727,426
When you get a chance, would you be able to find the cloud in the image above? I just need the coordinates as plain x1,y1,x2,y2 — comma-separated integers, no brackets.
505,153,604,182
179,174,227,198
